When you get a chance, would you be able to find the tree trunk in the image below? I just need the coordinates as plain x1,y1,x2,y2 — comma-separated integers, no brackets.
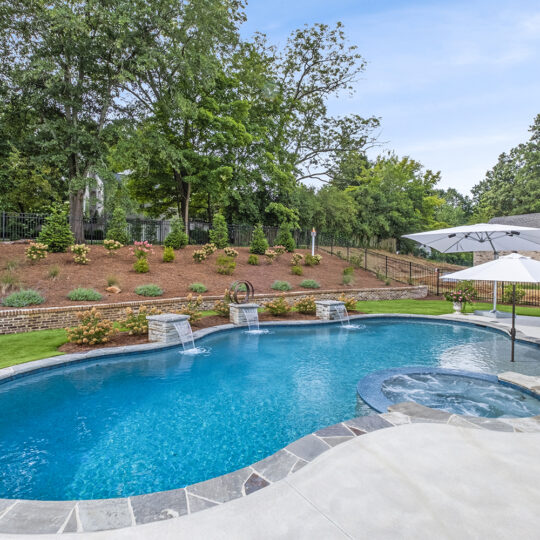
69,189,85,243
173,169,191,236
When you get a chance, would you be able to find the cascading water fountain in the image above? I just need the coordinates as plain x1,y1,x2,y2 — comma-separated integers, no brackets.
335,305,365,330
173,320,207,354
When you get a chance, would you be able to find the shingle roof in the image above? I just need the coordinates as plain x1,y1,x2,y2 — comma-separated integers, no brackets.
489,213,540,227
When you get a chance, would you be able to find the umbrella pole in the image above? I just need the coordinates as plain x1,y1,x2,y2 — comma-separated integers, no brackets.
511,284,516,362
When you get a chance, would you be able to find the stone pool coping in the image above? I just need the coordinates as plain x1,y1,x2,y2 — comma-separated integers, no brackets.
1,314,540,534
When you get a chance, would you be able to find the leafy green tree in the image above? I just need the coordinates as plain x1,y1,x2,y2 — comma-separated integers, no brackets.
164,217,189,249
274,222,296,252
250,224,269,254
209,213,229,248
106,207,129,245
38,204,74,252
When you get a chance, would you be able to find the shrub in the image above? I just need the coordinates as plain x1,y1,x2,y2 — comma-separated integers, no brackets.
66,307,116,345
343,266,354,276
133,257,149,273
209,213,229,248
213,290,231,317
38,204,74,253
130,240,154,259
247,254,259,265
202,243,217,256
274,223,295,252
47,264,60,280
163,246,175,262
264,249,277,264
304,254,321,266
264,295,291,316
193,249,207,263
300,279,320,289
71,244,90,264
338,293,357,311
273,245,286,256
502,284,526,304
0,272,20,294
290,253,303,266
178,293,203,322
224,247,238,258
106,206,130,245
104,239,123,254
384,277,391,286
106,275,119,287
5,259,19,271
164,217,189,249
2,289,45,307
295,296,316,314
26,242,48,262
250,224,269,254
134,284,163,297
271,280,292,291
350,255,363,268
342,274,354,286
67,287,103,301
216,255,236,275
291,265,303,276
123,306,162,335
190,282,208,293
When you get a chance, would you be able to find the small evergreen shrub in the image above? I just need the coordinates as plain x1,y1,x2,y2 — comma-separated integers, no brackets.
178,294,203,322
2,289,45,307
66,308,116,345
202,243,217,256
224,247,238,258
123,306,162,335
216,255,236,275
189,282,208,293
274,223,295,252
47,264,60,280
26,242,48,262
264,295,291,316
248,254,259,265
343,266,354,276
502,284,526,304
68,287,102,301
104,239,123,254
163,246,175,262
264,249,277,264
106,206,130,245
133,257,149,273
295,296,316,314
209,213,229,248
290,253,303,266
38,204,74,253
338,293,357,311
304,254,321,266
271,280,292,291
193,249,207,263
134,284,163,297
342,274,353,286
300,279,320,289
291,265,303,276
250,224,269,254
71,244,90,264
164,217,189,249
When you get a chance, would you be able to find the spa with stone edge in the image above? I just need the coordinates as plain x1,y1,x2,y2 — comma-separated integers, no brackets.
1,314,540,534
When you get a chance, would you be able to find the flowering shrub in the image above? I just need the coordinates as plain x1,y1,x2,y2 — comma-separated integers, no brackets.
264,295,291,316
130,241,154,259
338,293,357,311
290,253,303,266
213,289,231,317
103,239,123,254
123,305,162,335
273,245,286,256
178,293,204,322
224,247,239,258
202,243,217,256
444,289,475,306
71,244,90,264
295,296,316,314
26,242,48,262
265,249,277,264
193,249,207,263
304,254,321,266
66,308,116,345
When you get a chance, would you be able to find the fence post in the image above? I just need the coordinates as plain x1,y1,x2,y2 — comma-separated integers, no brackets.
436,268,440,296
1,212,5,241
385,256,388,277
364,248,368,270
409,261,412,283
330,235,333,255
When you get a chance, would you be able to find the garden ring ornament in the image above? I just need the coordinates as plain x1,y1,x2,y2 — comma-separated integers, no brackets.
229,280,254,304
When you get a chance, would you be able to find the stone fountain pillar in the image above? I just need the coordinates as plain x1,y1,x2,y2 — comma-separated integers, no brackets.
147,313,190,342
315,300,346,320
229,303,260,326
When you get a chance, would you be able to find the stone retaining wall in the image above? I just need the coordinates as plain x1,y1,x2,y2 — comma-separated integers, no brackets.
0,285,427,335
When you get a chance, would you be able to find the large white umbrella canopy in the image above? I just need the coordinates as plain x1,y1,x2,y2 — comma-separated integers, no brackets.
402,223,540,312
442,253,540,362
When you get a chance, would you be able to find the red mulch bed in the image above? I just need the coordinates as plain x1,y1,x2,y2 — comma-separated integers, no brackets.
0,244,405,310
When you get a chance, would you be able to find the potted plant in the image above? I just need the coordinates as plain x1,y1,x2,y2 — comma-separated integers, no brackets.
444,289,475,313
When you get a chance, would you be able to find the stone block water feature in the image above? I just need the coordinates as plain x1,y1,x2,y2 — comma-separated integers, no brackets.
315,300,346,320
147,313,190,342
229,303,260,326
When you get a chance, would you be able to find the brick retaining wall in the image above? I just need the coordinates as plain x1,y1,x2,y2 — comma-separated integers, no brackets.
0,286,428,335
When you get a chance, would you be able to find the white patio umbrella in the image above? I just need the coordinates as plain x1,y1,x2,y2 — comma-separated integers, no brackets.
403,223,540,314
442,253,540,362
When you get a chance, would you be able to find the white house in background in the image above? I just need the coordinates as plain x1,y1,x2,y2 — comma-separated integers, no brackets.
474,213,540,265
83,171,132,218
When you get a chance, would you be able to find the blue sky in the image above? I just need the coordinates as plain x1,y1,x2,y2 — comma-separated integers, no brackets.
241,0,540,195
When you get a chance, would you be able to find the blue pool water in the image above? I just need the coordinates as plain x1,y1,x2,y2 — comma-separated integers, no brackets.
1,318,539,501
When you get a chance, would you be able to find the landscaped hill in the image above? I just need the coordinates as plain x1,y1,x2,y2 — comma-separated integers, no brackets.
0,244,405,309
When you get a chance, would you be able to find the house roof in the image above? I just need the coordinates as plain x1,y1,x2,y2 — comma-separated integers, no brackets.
489,213,540,228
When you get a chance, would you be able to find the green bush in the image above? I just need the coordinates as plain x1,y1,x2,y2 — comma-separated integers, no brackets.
250,224,269,255
134,284,163,297
189,282,208,293
343,266,354,276
133,257,149,273
38,204,74,253
291,265,303,276
106,206,130,245
216,255,236,275
2,289,45,307
248,254,259,265
163,246,175,262
502,284,526,304
209,213,229,248
295,296,316,314
342,274,353,286
67,287,103,301
300,279,320,289
274,222,295,252
164,217,188,249
304,254,321,266
271,280,292,291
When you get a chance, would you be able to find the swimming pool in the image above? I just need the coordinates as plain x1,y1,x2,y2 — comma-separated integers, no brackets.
1,317,539,501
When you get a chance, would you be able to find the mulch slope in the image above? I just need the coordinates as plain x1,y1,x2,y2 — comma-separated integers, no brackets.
0,244,405,310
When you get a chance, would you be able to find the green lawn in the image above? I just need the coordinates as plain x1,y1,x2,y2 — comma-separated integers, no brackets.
1,301,539,370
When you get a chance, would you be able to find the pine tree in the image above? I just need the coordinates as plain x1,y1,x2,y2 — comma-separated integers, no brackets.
274,222,296,252
106,207,130,245
164,216,189,249
250,224,269,254
38,204,75,252
209,213,229,248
